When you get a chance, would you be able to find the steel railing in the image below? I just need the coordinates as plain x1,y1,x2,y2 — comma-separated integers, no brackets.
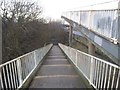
59,43,120,89
0,44,53,89
62,0,120,44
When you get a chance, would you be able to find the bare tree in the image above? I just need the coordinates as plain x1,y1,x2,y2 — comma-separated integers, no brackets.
1,0,42,22
1,0,68,63
1,0,43,63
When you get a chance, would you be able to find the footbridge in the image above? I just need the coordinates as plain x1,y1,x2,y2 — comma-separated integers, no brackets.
61,0,120,65
0,43,120,89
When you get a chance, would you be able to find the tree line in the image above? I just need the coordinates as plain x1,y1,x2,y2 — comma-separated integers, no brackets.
1,0,68,63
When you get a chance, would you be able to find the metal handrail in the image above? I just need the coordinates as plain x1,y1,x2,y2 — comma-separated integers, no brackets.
0,44,53,89
62,8,119,44
59,43,120,89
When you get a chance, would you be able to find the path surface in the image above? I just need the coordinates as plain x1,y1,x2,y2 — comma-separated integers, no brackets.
29,45,88,88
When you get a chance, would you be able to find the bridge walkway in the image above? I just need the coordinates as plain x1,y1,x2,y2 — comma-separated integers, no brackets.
28,45,88,88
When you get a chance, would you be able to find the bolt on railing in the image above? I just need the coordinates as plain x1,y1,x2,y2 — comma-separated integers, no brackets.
59,43,120,89
0,44,53,89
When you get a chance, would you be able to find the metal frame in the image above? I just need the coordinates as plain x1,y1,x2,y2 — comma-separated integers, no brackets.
62,9,119,44
0,44,53,89
61,14,120,65
59,43,120,89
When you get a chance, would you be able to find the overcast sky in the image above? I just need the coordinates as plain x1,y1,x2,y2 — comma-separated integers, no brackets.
38,0,118,20
1,0,119,20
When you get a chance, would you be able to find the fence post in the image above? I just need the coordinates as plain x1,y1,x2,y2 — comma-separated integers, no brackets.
90,56,94,85
16,59,23,86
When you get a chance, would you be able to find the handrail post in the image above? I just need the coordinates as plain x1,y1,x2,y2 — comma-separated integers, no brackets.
88,10,92,30
90,56,94,85
76,50,78,66
69,25,73,47
17,59,23,85
34,51,37,66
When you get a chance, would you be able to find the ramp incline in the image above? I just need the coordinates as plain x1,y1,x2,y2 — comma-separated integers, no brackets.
29,45,88,88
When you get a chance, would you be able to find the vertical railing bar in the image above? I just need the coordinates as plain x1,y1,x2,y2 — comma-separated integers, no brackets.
37,50,40,62
72,50,74,64
93,59,96,85
40,48,43,60
6,65,11,88
29,51,33,70
3,67,8,88
20,59,24,80
80,54,83,73
99,11,102,35
90,57,94,84
8,63,14,88
29,54,32,73
32,53,34,69
29,55,32,72
26,56,29,76
13,61,19,88
16,59,23,86
31,54,33,71
83,54,85,77
74,50,75,64
0,68,4,89
109,11,113,38
94,59,97,86
100,63,105,88
25,58,28,78
98,61,102,88
22,59,27,80
35,51,37,66
107,65,112,88
95,60,98,87
34,51,37,67
75,50,77,66
109,10,112,37
87,56,90,78
25,57,28,76
116,70,120,89
26,57,31,75
31,53,33,70
23,58,26,78
24,58,27,79
96,61,100,88
102,11,105,35
70,48,71,60
68,47,70,57
111,68,116,88
11,62,16,88
104,64,108,88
